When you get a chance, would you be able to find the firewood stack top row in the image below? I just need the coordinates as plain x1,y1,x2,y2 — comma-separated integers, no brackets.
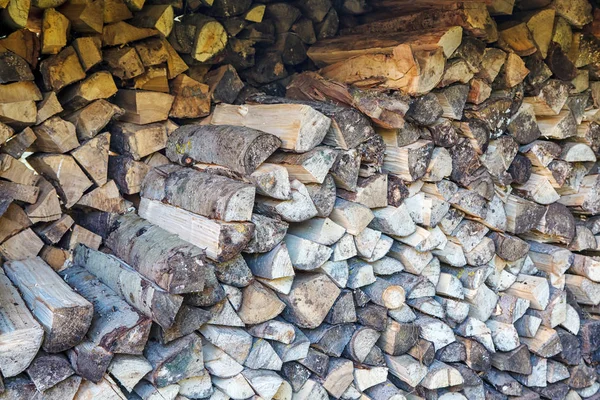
4,0,600,399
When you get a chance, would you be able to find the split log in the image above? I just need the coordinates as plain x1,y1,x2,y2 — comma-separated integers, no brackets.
237,281,285,324
199,325,252,365
3,257,93,353
59,71,118,112
141,164,254,222
166,124,281,174
28,154,92,208
106,212,216,291
64,100,123,141
107,355,152,392
0,269,43,378
138,198,254,262
0,227,44,260
67,341,113,383
60,266,152,354
72,36,102,71
211,103,330,152
73,375,126,399
73,244,183,329
0,203,31,243
144,333,204,387
279,273,341,329
287,72,410,130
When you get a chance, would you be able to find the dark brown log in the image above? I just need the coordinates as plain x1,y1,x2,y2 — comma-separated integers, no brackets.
205,64,245,104
26,352,73,392
0,50,33,84
67,341,113,383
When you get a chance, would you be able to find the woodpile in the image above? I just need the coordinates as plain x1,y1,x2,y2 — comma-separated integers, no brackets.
4,0,600,399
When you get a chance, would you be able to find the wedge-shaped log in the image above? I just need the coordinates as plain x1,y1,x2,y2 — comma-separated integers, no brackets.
247,93,374,150
384,140,434,182
153,305,211,345
144,333,204,388
505,274,549,311
59,71,118,112
110,120,174,161
113,89,174,125
237,281,286,325
108,355,152,393
0,269,44,377
0,202,31,243
267,147,337,184
141,164,255,222
4,257,93,353
70,133,109,187
73,245,183,329
211,103,330,152
28,154,93,208
102,21,158,46
60,266,152,354
67,340,113,383
279,273,341,329
166,124,281,174
0,228,44,261
284,234,332,271
255,179,319,223
64,99,124,141
199,325,253,365
520,325,562,358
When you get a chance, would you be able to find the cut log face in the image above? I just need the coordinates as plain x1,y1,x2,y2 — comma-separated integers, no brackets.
144,333,204,388
0,269,44,378
3,257,93,353
279,273,341,329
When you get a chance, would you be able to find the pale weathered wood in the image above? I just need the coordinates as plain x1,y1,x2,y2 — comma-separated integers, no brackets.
166,124,281,174
106,212,215,291
107,355,152,392
211,103,330,152
73,245,183,329
144,333,204,388
4,257,93,353
0,269,43,378
60,265,152,354
141,164,254,222
138,198,254,262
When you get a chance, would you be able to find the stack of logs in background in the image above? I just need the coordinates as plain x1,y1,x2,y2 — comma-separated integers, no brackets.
5,0,600,399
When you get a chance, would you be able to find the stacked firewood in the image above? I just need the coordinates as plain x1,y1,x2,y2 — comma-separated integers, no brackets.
4,0,600,399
